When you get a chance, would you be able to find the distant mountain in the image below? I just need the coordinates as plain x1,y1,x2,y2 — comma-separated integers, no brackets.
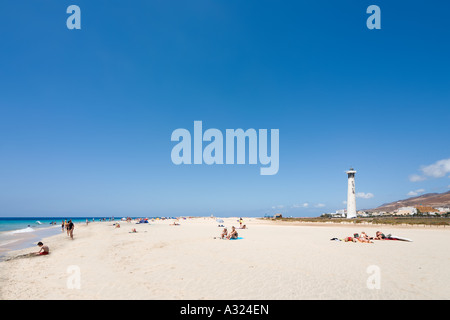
369,191,450,212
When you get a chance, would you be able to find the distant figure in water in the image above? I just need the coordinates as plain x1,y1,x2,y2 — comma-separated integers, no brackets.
34,242,49,255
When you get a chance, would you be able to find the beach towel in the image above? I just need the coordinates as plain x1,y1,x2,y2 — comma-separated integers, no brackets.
384,234,413,242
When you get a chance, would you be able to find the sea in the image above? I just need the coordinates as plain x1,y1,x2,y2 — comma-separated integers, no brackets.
0,217,118,259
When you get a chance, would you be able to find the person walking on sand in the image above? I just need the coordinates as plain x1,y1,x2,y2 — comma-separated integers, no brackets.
68,220,75,239
62,220,66,233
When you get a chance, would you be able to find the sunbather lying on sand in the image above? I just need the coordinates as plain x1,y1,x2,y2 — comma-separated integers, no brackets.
357,232,373,243
375,231,386,240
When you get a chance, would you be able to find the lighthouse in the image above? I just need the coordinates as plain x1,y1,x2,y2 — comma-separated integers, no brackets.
346,168,357,219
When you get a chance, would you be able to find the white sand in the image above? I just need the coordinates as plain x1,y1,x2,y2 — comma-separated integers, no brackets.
0,217,449,300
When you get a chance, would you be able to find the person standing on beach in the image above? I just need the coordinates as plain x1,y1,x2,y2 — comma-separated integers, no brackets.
68,220,74,239
62,220,65,233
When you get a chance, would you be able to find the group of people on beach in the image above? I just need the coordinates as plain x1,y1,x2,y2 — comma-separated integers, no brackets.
220,226,239,239
61,219,75,239
26,219,76,258
30,224,79,256
218,218,248,239
216,217,249,240
339,231,386,243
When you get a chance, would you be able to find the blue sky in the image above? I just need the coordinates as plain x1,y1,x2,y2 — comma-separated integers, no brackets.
0,1,449,217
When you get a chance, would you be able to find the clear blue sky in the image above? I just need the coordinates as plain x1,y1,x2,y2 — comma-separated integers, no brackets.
0,1,449,217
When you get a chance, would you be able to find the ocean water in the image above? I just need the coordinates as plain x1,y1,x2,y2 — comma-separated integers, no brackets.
0,217,118,259
0,217,113,233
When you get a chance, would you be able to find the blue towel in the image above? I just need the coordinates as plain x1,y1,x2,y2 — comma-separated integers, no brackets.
230,237,244,240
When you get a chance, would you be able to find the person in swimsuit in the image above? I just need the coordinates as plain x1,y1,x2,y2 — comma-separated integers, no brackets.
375,231,386,240
221,228,228,239
357,232,373,243
344,236,357,242
68,220,74,239
34,242,49,255
227,226,238,239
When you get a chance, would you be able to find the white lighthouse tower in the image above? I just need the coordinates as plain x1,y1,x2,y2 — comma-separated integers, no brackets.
346,168,357,219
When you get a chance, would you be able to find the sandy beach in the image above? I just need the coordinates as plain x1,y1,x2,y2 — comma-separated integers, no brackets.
0,217,449,300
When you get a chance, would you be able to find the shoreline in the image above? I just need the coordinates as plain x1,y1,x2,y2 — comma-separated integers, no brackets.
0,225,63,259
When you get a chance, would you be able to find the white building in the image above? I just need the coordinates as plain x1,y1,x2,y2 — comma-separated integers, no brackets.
357,211,370,217
396,206,417,216
330,209,346,218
